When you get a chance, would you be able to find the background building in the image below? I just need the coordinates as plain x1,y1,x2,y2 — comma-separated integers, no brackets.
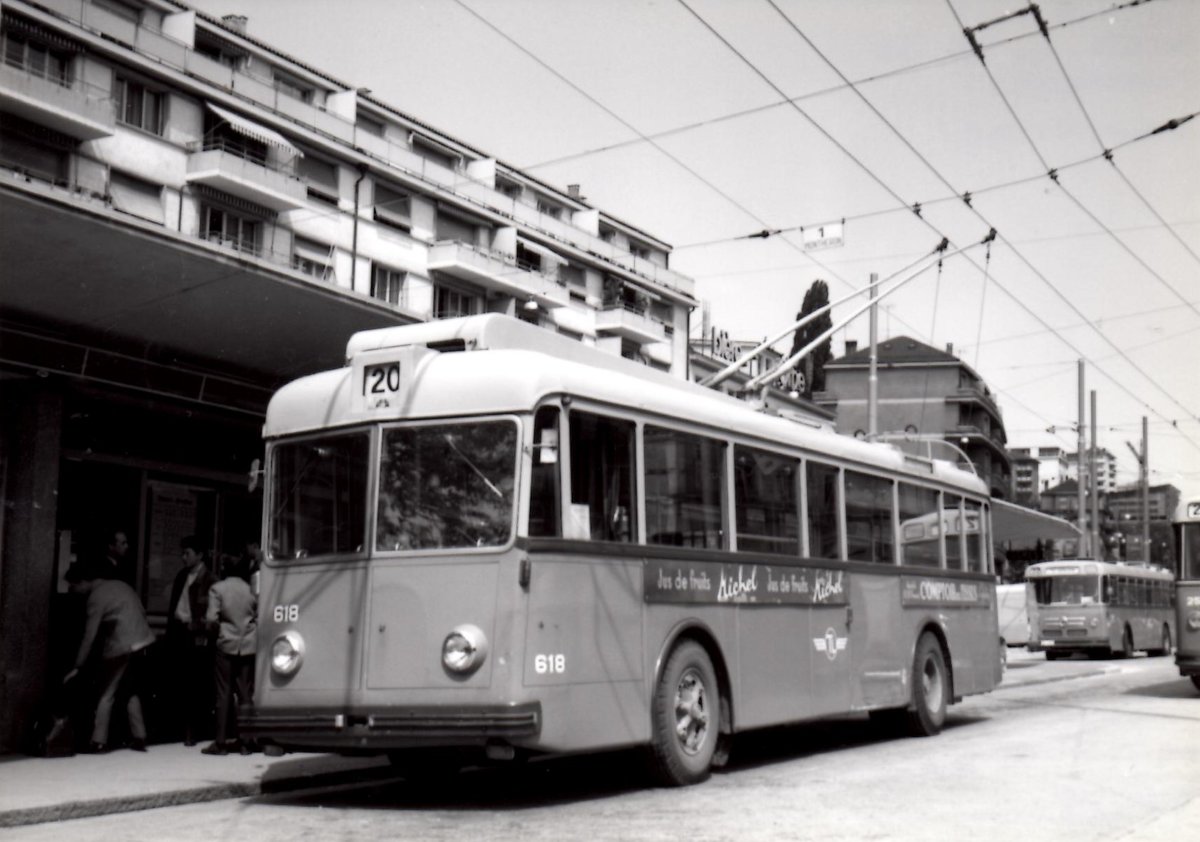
0,0,698,751
814,336,1012,499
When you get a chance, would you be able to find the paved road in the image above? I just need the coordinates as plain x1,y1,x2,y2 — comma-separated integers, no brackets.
5,651,1197,842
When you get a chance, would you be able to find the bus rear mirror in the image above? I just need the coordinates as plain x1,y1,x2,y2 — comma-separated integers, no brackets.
248,458,262,492
536,429,558,464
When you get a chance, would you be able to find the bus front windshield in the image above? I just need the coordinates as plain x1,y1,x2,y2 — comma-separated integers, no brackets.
270,432,370,559
1032,575,1101,606
376,420,517,551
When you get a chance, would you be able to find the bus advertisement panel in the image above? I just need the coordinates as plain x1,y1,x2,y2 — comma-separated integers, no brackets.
240,315,1003,786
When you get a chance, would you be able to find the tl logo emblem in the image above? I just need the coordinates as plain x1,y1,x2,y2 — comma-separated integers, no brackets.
813,627,848,661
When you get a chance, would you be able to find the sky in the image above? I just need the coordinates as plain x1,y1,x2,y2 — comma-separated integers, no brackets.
187,0,1200,501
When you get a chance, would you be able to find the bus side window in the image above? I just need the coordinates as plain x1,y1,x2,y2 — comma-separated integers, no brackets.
1103,576,1115,604
568,411,636,543
528,406,561,537
944,495,964,570
845,470,894,564
806,461,840,560
645,425,725,549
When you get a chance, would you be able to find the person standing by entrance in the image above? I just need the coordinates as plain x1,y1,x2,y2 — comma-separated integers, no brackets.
63,561,154,753
99,529,133,584
202,554,257,755
167,536,215,746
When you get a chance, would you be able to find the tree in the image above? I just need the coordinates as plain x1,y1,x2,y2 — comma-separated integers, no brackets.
789,280,833,398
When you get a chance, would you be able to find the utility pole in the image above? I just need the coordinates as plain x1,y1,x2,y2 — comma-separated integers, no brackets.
868,272,878,439
1090,390,1099,559
1077,361,1087,556
1126,417,1150,563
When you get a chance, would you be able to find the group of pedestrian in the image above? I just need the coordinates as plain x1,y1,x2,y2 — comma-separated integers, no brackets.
61,530,259,756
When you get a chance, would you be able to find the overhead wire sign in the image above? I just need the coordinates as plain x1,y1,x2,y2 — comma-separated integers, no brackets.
802,222,844,251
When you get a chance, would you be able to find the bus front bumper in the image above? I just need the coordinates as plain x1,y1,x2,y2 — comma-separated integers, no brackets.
238,702,542,753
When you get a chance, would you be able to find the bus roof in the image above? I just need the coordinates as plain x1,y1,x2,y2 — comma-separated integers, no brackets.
265,315,988,493
1025,559,1173,580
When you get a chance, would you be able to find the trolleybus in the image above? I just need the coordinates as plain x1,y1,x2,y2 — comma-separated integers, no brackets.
1174,496,1200,691
1026,559,1173,659
240,315,1003,785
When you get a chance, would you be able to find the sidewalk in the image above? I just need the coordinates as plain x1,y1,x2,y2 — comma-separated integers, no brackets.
0,743,392,828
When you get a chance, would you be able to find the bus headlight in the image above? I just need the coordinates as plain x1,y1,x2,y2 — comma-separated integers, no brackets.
1188,611,1200,632
271,631,305,676
1089,617,1099,628
442,624,488,675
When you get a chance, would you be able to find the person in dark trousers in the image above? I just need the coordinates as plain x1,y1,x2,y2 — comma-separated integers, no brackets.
167,535,215,746
202,555,257,755
63,561,155,753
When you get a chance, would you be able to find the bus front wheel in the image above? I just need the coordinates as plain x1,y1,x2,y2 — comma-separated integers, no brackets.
1191,675,1200,693
648,640,719,787
904,633,949,737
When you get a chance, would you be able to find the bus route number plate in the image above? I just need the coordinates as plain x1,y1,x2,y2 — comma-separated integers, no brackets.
362,361,402,408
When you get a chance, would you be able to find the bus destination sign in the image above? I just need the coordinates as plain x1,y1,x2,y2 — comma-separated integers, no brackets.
645,560,847,606
901,576,990,607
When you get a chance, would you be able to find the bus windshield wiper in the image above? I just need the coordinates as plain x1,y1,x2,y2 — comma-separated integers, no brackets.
443,434,503,499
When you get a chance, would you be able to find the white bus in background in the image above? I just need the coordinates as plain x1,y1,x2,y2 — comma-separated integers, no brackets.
996,582,1031,648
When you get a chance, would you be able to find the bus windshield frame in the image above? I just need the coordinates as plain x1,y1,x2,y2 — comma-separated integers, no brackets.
1030,574,1101,606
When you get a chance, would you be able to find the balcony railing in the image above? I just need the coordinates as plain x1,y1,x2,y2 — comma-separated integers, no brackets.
0,50,115,139
27,0,696,302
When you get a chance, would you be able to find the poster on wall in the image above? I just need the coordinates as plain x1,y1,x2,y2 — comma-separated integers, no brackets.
145,481,214,615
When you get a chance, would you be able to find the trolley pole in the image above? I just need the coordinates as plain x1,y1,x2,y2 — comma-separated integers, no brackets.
1142,416,1150,563
868,273,878,440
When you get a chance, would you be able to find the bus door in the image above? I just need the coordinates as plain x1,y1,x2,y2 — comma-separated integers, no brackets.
806,569,854,715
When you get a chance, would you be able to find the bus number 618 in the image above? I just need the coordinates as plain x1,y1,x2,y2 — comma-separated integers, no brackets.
534,653,566,674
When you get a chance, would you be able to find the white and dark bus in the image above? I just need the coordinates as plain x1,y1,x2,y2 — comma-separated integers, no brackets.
241,315,1003,785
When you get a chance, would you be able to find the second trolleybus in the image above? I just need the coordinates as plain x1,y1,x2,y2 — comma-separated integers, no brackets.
240,314,1003,785
1026,559,1174,660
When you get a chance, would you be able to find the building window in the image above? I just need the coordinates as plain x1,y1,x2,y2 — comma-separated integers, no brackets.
109,171,162,224
373,182,411,231
412,135,460,170
115,77,163,135
628,240,651,260
298,154,338,205
357,114,385,137
273,71,313,103
292,237,334,281
435,209,479,244
202,204,260,255
2,29,71,86
434,284,480,319
371,265,407,306
0,113,70,182
94,0,142,24
536,198,563,220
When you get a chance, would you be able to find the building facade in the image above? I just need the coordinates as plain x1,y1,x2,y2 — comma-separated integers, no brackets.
1066,448,1119,495
0,0,698,751
814,337,1012,499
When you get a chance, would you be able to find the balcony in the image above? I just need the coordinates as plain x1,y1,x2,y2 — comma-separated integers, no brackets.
594,303,667,345
427,240,569,309
0,56,115,140
185,140,305,211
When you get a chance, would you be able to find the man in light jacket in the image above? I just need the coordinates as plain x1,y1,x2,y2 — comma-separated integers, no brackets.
64,561,155,753
202,555,257,755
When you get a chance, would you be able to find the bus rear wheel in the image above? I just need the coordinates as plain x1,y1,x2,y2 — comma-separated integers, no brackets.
648,640,719,787
1120,627,1135,658
904,633,949,737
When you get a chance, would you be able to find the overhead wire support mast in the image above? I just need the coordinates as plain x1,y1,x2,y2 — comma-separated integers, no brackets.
741,237,975,394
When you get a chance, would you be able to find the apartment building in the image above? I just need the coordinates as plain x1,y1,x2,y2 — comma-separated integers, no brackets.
814,337,1012,499
0,0,698,750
